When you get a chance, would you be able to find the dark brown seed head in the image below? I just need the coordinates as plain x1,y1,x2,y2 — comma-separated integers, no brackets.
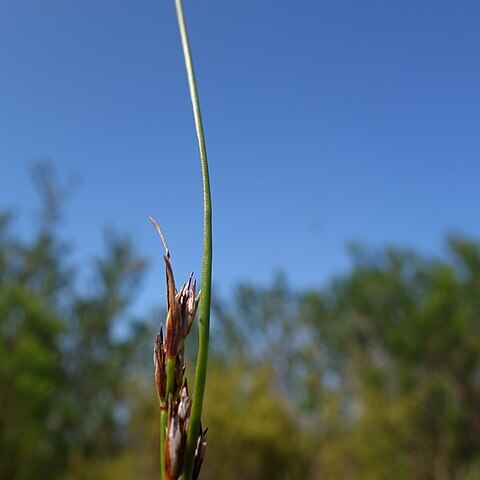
154,327,167,405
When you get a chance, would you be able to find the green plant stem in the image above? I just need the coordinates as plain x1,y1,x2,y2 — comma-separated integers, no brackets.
172,1,212,479
160,408,167,480
161,357,176,480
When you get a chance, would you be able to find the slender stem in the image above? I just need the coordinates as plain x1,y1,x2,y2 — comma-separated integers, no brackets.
160,408,167,480
172,1,212,478
165,357,176,400
161,357,176,480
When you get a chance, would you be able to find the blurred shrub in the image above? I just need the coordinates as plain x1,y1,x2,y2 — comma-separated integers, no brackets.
201,361,313,479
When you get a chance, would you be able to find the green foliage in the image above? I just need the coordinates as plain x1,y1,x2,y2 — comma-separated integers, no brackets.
212,241,480,479
0,164,149,479
201,361,313,480
0,282,64,479
305,239,480,479
3,164,480,479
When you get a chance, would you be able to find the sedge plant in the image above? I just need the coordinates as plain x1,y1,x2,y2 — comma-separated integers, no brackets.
150,1,212,479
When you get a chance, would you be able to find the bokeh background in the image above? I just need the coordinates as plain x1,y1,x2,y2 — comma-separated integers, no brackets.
1,1,480,479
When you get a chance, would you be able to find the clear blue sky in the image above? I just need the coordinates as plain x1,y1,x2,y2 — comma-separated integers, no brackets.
1,0,480,311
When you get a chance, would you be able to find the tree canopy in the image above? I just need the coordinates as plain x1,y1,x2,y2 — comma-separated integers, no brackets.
1,165,480,479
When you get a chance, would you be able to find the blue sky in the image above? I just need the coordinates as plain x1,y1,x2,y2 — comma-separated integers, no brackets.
1,0,480,311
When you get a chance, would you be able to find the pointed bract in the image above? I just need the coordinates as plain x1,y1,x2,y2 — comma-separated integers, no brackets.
193,425,208,480
162,255,199,358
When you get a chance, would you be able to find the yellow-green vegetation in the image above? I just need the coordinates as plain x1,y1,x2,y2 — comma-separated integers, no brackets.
201,362,313,479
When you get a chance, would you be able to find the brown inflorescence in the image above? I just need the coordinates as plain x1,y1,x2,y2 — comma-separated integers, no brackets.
150,217,207,479
165,385,191,480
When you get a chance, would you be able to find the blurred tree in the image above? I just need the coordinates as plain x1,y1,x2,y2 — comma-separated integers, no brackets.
212,240,480,479
0,163,73,479
305,240,480,479
0,280,65,478
0,163,149,479
211,274,322,411
62,231,146,459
